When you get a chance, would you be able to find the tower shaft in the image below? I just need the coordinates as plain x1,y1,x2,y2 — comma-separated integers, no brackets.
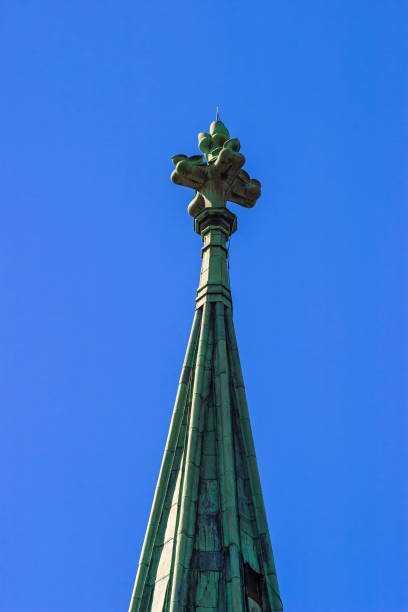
129,207,282,611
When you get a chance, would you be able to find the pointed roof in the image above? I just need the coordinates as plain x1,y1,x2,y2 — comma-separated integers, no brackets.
129,120,283,611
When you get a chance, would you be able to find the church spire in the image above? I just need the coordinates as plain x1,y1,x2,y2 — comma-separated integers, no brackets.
129,119,283,611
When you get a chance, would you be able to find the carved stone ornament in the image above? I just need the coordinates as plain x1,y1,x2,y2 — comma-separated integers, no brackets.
171,119,262,217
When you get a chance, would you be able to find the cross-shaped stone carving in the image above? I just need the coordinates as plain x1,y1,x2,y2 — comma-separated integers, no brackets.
171,119,261,217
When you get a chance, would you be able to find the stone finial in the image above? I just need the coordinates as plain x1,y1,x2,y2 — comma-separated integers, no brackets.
171,119,261,217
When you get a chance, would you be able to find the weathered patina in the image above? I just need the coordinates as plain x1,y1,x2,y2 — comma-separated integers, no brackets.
129,118,282,612
171,118,261,217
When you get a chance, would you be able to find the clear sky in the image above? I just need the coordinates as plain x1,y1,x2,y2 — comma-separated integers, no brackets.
1,2,407,611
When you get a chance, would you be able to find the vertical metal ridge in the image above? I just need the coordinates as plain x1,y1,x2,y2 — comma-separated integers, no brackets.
129,308,202,612
225,309,283,611
167,303,212,611
214,301,245,610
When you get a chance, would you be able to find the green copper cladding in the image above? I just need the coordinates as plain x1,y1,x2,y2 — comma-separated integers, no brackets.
129,119,282,611
171,119,261,217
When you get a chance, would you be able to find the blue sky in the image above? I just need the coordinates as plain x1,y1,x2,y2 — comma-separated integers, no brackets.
1,1,407,611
